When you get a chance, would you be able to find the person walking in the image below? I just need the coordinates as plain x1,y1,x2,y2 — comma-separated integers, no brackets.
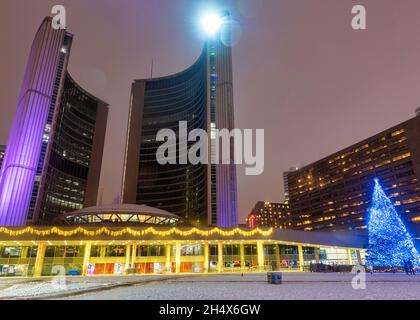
368,265,374,275
408,260,415,275
403,260,410,275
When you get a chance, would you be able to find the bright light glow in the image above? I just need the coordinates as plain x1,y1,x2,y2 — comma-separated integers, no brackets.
201,13,223,35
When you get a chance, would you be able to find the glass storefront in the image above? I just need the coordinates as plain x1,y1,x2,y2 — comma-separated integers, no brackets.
302,247,316,265
42,246,84,276
223,245,241,270
91,263,117,275
244,245,258,270
138,245,166,257
0,241,365,277
180,262,204,273
91,245,126,257
278,245,300,270
209,245,218,272
263,245,278,271
263,244,308,271
0,246,38,277
180,245,205,273
134,262,165,274
181,245,203,256
319,247,349,265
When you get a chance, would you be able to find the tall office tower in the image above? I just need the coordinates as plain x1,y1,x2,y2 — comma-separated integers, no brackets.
0,18,108,226
283,168,299,203
286,115,420,232
0,146,5,172
246,201,291,229
123,12,238,227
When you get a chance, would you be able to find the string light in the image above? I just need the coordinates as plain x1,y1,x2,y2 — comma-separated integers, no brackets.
0,226,273,238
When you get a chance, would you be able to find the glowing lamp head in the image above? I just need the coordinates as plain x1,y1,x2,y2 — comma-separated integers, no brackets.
201,13,223,36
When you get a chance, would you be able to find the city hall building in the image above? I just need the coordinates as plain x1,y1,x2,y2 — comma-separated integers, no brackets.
0,205,367,277
0,16,369,278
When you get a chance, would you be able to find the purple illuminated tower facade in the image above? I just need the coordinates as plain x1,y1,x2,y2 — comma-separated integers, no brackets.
210,14,238,228
0,18,108,226
122,12,238,227
0,18,66,226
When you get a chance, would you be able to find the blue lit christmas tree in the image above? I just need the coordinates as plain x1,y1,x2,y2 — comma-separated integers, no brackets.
367,179,420,267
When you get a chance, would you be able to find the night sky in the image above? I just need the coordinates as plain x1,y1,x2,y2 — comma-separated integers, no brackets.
1,0,420,223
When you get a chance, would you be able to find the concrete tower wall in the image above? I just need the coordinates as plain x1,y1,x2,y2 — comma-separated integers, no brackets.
0,18,66,226
212,31,239,228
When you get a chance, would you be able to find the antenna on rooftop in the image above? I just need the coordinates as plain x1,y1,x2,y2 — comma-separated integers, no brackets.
150,58,154,79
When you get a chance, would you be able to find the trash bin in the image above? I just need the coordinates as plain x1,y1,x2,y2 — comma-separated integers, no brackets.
267,272,282,284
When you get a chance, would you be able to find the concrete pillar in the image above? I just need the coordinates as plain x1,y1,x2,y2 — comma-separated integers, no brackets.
20,247,30,277
315,247,320,263
82,242,92,276
357,250,363,265
347,248,353,265
124,244,131,275
204,244,209,273
257,241,264,272
175,241,181,274
217,241,223,273
297,245,305,272
20,247,29,259
275,244,281,271
100,246,106,258
165,243,172,273
33,242,46,277
131,243,137,272
240,244,245,269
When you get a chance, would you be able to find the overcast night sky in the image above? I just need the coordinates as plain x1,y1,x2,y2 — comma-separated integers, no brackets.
1,0,420,222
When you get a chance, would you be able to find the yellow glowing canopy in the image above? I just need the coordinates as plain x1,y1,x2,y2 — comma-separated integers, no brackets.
0,226,273,238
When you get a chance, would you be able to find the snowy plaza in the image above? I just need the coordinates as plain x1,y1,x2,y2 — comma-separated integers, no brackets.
0,179,417,302
0,273,419,300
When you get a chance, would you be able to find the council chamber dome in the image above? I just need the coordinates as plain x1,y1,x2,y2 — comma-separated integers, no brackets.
55,204,184,226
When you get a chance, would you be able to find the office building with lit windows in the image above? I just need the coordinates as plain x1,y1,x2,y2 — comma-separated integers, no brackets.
0,18,108,226
286,115,420,231
283,168,298,202
246,201,291,229
122,12,238,228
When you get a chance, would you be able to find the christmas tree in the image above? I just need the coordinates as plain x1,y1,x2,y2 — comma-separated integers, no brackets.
367,179,420,267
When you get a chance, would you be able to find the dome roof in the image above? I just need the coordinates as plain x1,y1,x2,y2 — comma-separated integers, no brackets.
56,204,183,226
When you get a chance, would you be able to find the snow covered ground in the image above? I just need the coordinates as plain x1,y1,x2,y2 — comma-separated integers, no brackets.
1,273,419,300
0,281,106,299
68,273,420,300
0,275,172,299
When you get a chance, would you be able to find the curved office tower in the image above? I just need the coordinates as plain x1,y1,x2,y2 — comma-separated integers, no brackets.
0,18,108,226
124,52,209,225
123,14,238,227
33,73,108,223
